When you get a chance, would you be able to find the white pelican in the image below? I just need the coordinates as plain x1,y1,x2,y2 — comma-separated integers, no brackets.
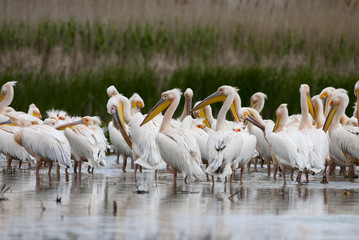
353,80,359,126
179,88,193,122
108,94,165,180
0,118,35,169
107,85,120,98
248,92,269,171
192,86,256,184
250,92,268,113
140,88,203,187
320,87,336,118
0,81,16,113
296,84,329,184
323,91,359,181
239,105,305,186
28,104,42,119
57,116,109,175
14,120,72,176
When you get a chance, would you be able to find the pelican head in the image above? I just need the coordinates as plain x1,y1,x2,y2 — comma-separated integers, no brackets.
107,94,132,148
0,81,16,109
273,104,289,132
28,103,42,119
238,107,265,131
141,88,182,127
129,93,145,112
192,101,211,128
323,92,349,132
107,85,119,98
183,88,194,117
299,84,315,120
250,92,267,113
320,87,335,117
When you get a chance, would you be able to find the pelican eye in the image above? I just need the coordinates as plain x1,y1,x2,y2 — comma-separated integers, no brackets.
321,93,327,98
242,112,249,119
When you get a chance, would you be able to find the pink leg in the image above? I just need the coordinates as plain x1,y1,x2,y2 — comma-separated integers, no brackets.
253,157,258,172
7,158,12,169
184,175,188,184
283,168,286,186
122,155,127,172
18,160,22,169
305,171,309,184
134,164,138,182
273,165,278,181
116,151,120,164
131,158,134,169
48,161,53,176
36,161,41,175
261,159,264,168
240,167,244,184
155,170,158,181
267,161,271,177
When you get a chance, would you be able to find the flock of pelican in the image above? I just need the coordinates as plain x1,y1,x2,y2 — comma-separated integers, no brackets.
1,80,359,187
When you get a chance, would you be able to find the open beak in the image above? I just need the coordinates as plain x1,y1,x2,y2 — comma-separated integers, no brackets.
112,102,132,149
55,119,84,130
307,93,315,120
323,103,338,132
242,111,265,131
141,98,171,126
191,91,226,112
0,119,14,126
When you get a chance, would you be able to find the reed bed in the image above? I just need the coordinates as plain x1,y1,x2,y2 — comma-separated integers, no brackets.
0,0,358,122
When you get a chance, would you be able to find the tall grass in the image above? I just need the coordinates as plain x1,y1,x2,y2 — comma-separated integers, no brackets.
2,66,358,123
0,0,358,122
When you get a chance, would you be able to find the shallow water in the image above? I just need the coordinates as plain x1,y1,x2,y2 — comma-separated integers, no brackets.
1,155,359,240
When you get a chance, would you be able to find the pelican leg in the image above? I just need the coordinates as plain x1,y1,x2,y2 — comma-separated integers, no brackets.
116,151,120,164
7,157,12,169
273,164,278,181
74,161,78,173
173,169,177,185
254,157,258,172
184,175,188,184
305,171,309,184
291,169,295,181
267,161,271,177
321,157,329,184
91,167,94,174
28,162,31,168
211,175,215,186
122,154,127,172
205,162,209,181
134,164,138,182
328,163,335,176
36,161,41,175
56,163,60,175
339,166,345,176
282,168,286,186
78,161,82,179
48,161,53,176
240,167,244,184
296,171,302,183
131,157,134,169
87,166,91,173
349,165,355,182
261,159,264,168
65,167,69,174
18,160,22,169
225,176,227,184
155,170,158,181
139,166,143,173
230,169,235,185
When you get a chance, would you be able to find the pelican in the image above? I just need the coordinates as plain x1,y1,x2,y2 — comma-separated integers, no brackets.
57,116,109,175
296,84,329,184
14,119,72,176
107,85,120,98
0,118,35,169
140,89,203,187
353,80,359,126
192,86,256,184
323,91,359,181
179,88,193,122
239,105,306,186
248,92,268,171
28,104,42,119
108,94,165,180
0,81,16,114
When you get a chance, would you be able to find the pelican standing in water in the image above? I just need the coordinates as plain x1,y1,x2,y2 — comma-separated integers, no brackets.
140,89,203,188
323,91,359,181
108,94,164,180
192,86,256,185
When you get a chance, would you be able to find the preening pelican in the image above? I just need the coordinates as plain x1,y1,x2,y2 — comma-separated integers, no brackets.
28,104,42,119
179,88,193,122
14,120,72,176
108,94,165,180
323,92,359,181
192,86,256,184
141,89,203,187
107,85,120,98
0,118,35,169
57,116,109,174
0,81,16,113
250,92,268,113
